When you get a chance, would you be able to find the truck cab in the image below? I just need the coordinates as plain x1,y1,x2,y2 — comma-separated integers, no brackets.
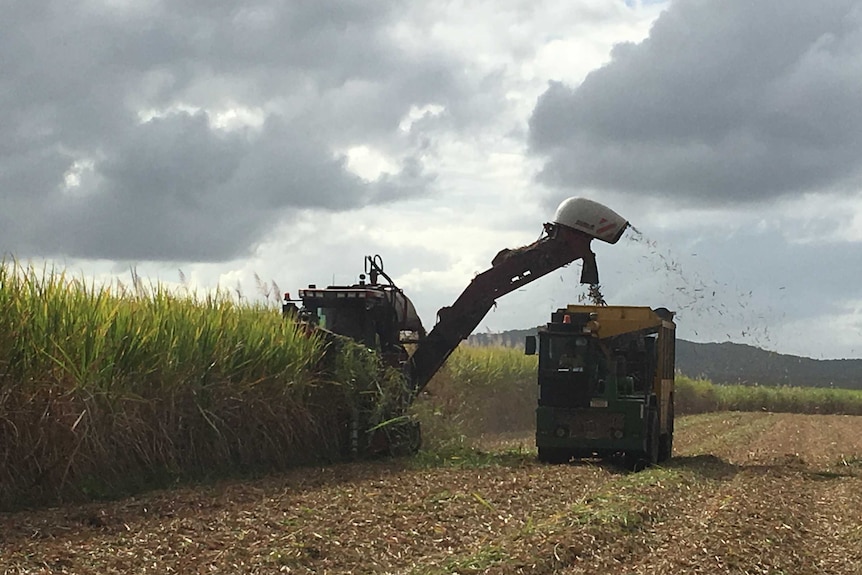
527,305,675,467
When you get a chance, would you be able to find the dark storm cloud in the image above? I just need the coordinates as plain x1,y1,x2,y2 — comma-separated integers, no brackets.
529,0,862,206
0,0,457,261
11,111,432,261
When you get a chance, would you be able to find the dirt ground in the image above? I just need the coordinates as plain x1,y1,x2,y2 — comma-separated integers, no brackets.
2,412,861,574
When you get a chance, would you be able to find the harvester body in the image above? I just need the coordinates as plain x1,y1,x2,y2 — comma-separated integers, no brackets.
289,255,424,376
527,305,676,466
285,197,629,456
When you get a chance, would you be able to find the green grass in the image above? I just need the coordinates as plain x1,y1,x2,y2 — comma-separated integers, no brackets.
0,262,324,392
675,375,862,415
0,260,399,509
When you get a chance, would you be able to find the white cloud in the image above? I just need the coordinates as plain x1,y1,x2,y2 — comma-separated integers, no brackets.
6,0,862,359
399,104,446,133
774,193,862,245
768,304,862,359
529,0,862,208
210,106,267,132
344,146,399,181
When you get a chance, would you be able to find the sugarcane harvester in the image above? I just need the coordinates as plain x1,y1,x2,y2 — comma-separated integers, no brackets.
285,198,628,455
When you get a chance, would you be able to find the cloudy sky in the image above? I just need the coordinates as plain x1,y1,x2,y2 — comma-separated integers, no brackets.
3,0,862,359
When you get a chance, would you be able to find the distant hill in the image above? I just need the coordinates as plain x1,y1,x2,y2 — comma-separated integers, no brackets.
675,340,862,389
467,329,862,390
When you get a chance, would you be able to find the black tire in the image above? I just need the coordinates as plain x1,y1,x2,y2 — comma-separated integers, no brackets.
624,407,661,471
625,452,647,472
538,447,570,464
658,401,675,463
658,433,672,462
646,408,660,466
383,419,422,457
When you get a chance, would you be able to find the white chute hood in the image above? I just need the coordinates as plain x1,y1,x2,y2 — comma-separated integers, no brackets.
553,197,628,244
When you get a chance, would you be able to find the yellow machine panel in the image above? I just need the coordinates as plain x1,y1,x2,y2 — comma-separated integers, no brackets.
563,305,674,339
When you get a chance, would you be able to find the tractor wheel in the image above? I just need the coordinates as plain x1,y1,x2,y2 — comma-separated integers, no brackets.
625,452,647,472
657,433,673,463
538,447,570,464
628,408,660,471
388,419,422,457
646,408,660,466
658,401,675,463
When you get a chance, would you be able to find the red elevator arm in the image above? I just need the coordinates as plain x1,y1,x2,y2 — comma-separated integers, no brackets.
408,222,598,394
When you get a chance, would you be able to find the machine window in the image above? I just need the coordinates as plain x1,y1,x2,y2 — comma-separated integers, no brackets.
546,336,589,372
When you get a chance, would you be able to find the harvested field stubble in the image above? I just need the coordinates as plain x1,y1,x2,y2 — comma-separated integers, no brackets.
2,412,861,574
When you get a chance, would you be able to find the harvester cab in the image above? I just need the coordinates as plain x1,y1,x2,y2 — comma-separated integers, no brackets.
287,255,424,371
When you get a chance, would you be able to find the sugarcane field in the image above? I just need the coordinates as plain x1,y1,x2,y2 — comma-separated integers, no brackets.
2,257,862,574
